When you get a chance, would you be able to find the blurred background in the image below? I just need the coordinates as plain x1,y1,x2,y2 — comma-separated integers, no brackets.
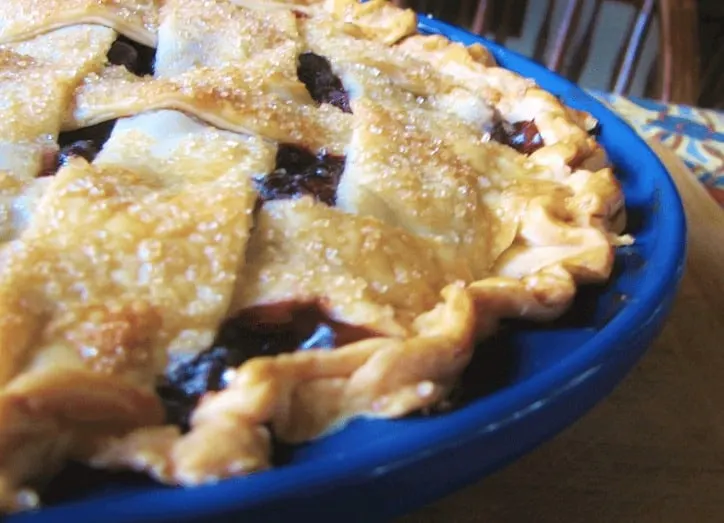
393,0,723,109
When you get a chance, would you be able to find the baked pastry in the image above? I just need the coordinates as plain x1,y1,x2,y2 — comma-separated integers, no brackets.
0,0,628,511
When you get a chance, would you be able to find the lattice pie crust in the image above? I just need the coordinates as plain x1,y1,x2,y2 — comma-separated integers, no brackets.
0,0,627,511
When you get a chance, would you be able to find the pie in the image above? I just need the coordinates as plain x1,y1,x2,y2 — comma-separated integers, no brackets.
0,0,629,512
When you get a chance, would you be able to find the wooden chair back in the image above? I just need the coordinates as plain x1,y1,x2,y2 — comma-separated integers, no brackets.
393,0,699,105
698,0,724,109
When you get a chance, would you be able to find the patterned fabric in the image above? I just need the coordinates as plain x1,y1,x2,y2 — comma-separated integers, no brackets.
592,91,724,206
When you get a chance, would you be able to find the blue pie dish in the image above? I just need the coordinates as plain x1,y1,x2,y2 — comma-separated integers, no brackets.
10,16,687,523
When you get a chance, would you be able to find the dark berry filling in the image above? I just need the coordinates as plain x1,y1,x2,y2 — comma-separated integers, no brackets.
107,35,155,76
157,309,370,430
39,120,118,176
490,119,545,155
58,120,116,155
297,52,351,113
57,140,99,164
254,144,345,206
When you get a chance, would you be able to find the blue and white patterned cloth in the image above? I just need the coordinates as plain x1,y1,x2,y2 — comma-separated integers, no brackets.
592,91,724,207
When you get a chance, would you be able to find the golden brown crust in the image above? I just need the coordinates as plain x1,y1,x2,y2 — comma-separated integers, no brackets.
65,0,352,154
90,284,476,482
0,25,115,256
155,0,301,77
322,0,417,45
396,35,606,170
0,26,114,181
231,197,473,337
0,0,159,46
0,369,163,511
0,0,629,511
0,175,50,243
65,62,352,155
0,109,269,503
339,98,518,279
302,15,452,98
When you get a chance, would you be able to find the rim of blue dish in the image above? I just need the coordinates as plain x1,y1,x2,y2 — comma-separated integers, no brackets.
14,16,688,523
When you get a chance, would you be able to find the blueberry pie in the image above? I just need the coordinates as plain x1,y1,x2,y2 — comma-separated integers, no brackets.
0,0,628,511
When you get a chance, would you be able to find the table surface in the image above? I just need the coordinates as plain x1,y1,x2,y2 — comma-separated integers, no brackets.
402,114,724,522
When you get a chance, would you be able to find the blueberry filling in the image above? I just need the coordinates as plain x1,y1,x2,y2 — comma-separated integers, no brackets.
254,144,345,206
57,140,99,165
39,120,118,176
157,310,370,430
490,119,544,155
297,52,351,113
58,120,116,154
107,35,155,76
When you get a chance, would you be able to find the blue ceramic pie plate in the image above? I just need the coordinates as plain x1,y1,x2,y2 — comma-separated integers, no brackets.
10,17,686,523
